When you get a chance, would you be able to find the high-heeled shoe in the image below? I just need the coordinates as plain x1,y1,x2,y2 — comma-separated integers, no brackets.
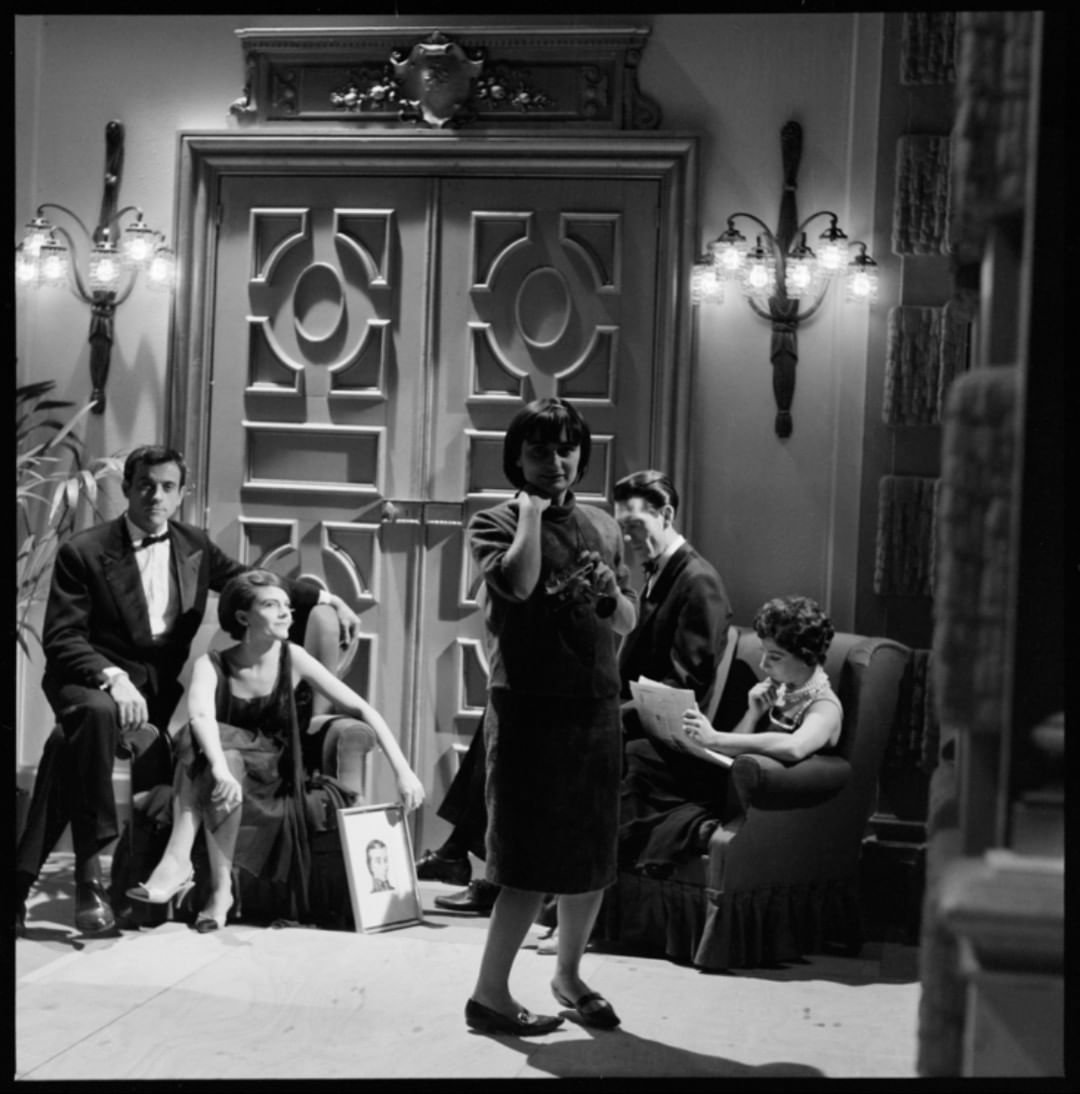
126,872,195,907
193,896,234,934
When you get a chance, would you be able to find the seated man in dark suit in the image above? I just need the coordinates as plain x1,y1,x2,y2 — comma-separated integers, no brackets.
14,444,359,936
614,470,755,875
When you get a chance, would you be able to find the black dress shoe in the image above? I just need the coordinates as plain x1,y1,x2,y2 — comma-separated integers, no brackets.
75,880,118,936
434,879,500,914
415,848,472,886
465,998,563,1036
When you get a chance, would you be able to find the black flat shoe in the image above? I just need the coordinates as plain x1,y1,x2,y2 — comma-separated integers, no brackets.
434,879,500,915
465,998,563,1036
194,914,221,934
415,849,471,886
551,984,621,1029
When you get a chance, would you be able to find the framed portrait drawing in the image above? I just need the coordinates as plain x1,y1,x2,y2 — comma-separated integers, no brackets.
339,803,424,933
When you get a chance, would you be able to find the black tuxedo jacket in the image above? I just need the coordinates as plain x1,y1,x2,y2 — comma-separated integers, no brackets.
617,542,733,706
41,516,321,706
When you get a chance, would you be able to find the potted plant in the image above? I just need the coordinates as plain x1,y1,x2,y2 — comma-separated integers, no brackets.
16,379,124,656
15,379,124,835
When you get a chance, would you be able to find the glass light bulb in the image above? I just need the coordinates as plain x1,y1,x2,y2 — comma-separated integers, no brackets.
15,248,37,285
40,250,69,287
846,266,879,303
747,263,770,291
691,261,724,306
89,244,122,291
146,246,176,291
22,217,52,257
786,259,815,298
124,234,154,265
817,240,846,272
714,241,744,275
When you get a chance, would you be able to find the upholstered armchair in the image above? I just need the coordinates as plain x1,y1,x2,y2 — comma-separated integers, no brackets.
599,628,911,970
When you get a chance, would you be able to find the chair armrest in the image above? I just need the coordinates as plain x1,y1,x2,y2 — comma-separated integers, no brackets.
730,753,851,812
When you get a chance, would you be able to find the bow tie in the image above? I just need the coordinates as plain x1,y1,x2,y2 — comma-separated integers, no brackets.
643,557,661,577
133,531,169,551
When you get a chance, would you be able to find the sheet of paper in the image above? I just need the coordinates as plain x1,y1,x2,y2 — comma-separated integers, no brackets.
630,677,733,768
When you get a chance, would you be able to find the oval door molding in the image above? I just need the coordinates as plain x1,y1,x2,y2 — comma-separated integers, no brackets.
293,262,346,344
515,265,572,348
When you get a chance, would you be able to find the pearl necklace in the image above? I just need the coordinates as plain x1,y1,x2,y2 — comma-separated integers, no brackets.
772,665,833,727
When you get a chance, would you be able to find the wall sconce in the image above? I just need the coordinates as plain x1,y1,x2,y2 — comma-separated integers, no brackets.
14,120,176,414
692,120,878,438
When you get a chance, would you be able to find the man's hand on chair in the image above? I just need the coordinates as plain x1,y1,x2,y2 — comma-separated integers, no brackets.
326,594,361,646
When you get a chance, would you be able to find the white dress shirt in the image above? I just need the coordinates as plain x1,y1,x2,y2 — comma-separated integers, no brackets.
125,515,178,640
645,533,686,598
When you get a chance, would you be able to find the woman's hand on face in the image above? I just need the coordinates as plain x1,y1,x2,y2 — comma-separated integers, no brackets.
397,770,426,813
682,708,717,746
512,489,551,517
210,763,243,813
748,679,779,715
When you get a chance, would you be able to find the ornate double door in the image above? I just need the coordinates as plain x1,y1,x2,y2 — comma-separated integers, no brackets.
178,139,694,847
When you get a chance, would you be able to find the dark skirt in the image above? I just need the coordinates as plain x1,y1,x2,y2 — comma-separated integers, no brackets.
175,721,300,885
484,688,620,894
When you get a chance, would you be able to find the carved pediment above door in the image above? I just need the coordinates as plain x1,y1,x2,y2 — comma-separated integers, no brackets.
230,25,661,130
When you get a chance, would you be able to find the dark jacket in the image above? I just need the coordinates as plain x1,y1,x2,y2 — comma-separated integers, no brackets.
42,515,321,704
617,542,733,706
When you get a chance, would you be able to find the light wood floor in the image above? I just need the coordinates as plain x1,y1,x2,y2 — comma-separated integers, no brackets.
16,853,921,1081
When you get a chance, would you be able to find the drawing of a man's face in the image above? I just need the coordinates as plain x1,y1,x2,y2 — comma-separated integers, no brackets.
366,839,391,887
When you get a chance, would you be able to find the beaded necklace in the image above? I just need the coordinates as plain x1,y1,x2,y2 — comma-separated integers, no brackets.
769,665,833,731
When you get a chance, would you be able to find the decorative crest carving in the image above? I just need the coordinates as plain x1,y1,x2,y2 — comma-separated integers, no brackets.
233,25,659,130
390,32,485,128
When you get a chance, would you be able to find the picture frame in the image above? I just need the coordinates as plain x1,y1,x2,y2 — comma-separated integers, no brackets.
338,803,424,934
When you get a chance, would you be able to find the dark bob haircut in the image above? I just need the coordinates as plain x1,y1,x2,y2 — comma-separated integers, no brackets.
502,397,591,490
123,445,188,490
753,595,835,667
612,469,680,517
217,569,289,640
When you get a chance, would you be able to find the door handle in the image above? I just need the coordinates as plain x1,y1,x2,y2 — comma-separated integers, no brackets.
380,500,420,525
379,499,465,527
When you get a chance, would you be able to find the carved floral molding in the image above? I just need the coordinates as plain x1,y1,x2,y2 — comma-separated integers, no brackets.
230,26,661,130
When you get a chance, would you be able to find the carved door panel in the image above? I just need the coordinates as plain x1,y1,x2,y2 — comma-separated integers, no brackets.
204,169,661,844
208,174,432,812
415,177,662,846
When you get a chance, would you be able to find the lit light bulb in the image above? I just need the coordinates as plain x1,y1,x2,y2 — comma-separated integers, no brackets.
817,241,846,272
41,251,68,286
850,272,872,298
15,248,37,284
747,263,770,291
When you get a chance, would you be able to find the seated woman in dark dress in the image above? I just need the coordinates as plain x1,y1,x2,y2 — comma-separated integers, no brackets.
619,595,842,876
127,570,424,931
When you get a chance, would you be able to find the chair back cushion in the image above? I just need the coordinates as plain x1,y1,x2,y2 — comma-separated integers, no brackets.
733,629,910,803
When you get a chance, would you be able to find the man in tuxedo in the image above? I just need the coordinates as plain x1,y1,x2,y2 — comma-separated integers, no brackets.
14,444,360,936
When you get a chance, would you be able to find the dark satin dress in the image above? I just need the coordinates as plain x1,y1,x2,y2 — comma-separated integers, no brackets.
174,643,311,916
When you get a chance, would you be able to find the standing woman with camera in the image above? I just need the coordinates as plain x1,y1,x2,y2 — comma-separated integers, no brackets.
464,397,637,1035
